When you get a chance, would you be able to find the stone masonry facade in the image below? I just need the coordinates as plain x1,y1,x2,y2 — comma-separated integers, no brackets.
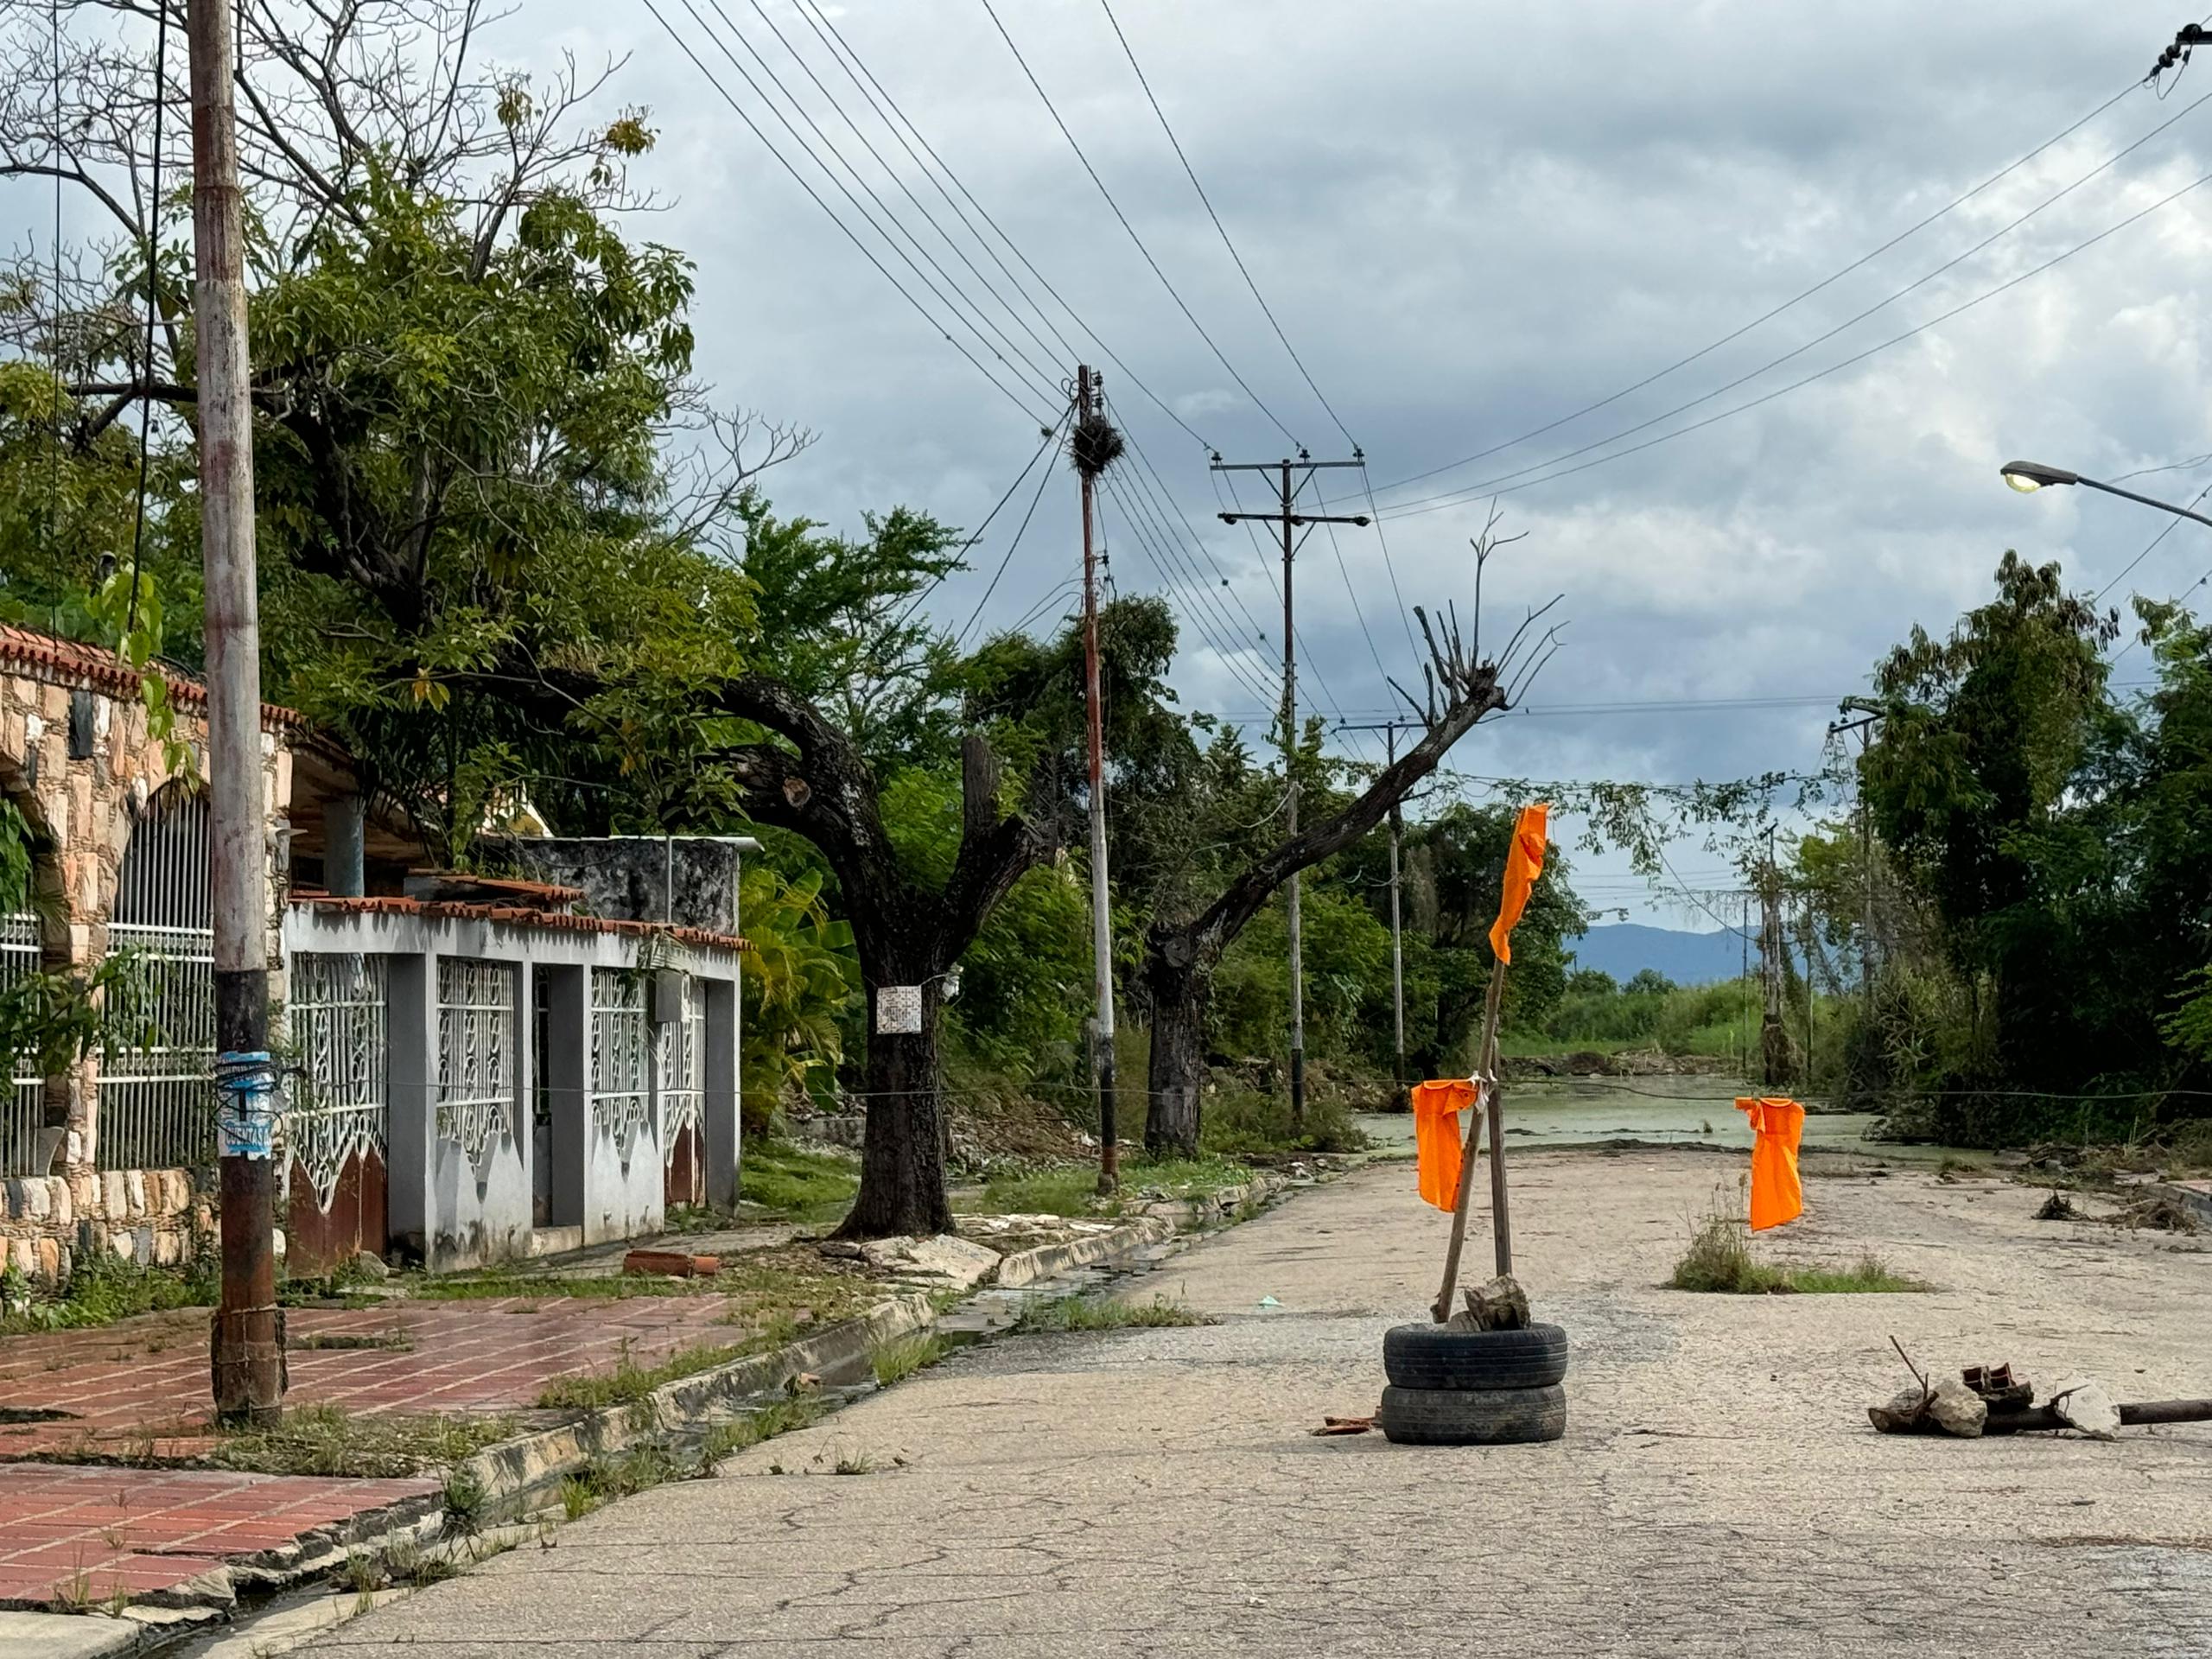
0,625,295,1281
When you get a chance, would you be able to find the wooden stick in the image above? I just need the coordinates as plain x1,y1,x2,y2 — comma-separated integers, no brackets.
1488,1069,1512,1279
1430,959,1507,1321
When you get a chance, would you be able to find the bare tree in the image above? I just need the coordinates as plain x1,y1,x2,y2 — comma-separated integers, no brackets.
1140,520,1560,1156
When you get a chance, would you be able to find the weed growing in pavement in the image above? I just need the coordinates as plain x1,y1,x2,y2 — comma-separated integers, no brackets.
207,1403,515,1478
830,1452,874,1475
870,1334,947,1387
1014,1292,1214,1333
380,1541,460,1586
536,1335,752,1410
1669,1212,1929,1294
0,1245,219,1336
439,1468,488,1539
51,1560,92,1611
560,1473,600,1522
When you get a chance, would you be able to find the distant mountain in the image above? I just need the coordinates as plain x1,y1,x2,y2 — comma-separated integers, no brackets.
1567,924,1746,988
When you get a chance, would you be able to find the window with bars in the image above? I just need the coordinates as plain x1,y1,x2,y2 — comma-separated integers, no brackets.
285,953,389,1206
590,968,652,1162
99,785,216,1170
658,975,707,1159
437,957,515,1166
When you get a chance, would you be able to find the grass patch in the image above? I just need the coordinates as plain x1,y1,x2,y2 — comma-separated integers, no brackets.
0,1249,218,1336
953,1166,1109,1217
207,1403,515,1478
404,1273,691,1303
536,1336,748,1410
1198,1089,1364,1156
1668,1216,1929,1295
870,1333,947,1388
700,1396,824,1466
1015,1291,1213,1332
738,1141,861,1226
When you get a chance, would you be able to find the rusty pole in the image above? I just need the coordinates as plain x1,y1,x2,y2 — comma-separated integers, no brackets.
1079,368,1118,1194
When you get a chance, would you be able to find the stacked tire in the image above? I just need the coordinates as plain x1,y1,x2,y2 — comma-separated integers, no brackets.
1376,1321,1569,1445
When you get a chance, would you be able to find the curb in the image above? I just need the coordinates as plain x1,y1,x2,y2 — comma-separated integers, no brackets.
995,1217,1173,1287
2151,1180,2212,1230
1138,1172,1290,1228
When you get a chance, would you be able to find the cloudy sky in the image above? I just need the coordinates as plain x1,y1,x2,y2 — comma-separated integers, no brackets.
35,1,2212,925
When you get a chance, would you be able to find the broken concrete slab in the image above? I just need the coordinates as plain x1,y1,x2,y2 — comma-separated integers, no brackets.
2050,1379,2121,1440
855,1233,1003,1290
0,1610,138,1659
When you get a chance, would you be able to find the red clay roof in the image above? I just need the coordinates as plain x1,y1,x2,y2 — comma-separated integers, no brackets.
0,623,308,732
289,892,749,955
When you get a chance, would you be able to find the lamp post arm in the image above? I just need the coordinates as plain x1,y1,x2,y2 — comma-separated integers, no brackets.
2077,474,2212,532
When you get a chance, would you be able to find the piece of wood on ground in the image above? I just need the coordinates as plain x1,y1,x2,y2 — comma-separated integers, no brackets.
1311,1414,1376,1437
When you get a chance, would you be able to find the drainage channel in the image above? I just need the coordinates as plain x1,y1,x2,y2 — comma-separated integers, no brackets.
152,1229,1203,1657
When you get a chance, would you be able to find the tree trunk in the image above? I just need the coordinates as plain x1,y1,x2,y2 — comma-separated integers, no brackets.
836,988,953,1239
1144,945,1208,1158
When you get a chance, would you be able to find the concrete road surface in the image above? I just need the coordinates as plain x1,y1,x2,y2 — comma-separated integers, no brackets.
303,1149,2212,1657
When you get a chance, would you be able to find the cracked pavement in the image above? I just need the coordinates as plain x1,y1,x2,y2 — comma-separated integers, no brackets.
303,1149,2212,1656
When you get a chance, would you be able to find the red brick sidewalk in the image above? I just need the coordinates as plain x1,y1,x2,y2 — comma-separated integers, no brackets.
0,1462,434,1607
0,1294,757,1460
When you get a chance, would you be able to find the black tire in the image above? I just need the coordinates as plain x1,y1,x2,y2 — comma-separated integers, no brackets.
1377,1383,1567,1446
1382,1321,1569,1391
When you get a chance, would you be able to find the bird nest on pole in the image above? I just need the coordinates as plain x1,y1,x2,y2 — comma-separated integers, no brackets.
1070,414,1125,480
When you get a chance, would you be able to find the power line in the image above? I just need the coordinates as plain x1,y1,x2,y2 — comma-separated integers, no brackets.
976,0,1301,446
791,0,1215,451
1373,86,2212,519
897,414,1070,630
687,0,1063,409
1362,78,2146,501
1375,161,2212,520
640,0,1049,424
733,0,1069,390
1099,467,1282,709
2094,472,2212,602
957,423,1066,645
1095,0,1350,451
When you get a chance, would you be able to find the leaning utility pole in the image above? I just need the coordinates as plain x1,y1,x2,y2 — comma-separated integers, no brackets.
1077,366,1118,1193
1214,452,1369,1129
190,0,282,1421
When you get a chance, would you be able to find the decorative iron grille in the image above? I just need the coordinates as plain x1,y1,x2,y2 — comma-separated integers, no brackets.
658,975,706,1160
437,957,515,1166
99,785,216,1169
0,912,46,1176
590,968,652,1161
285,953,388,1206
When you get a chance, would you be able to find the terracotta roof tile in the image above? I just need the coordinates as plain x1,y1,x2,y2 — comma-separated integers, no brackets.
289,892,748,955
0,623,307,731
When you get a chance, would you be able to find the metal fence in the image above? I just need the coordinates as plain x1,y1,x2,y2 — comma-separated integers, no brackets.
437,957,515,1166
0,912,46,1176
591,968,652,1160
658,975,705,1160
99,783,217,1169
285,952,388,1206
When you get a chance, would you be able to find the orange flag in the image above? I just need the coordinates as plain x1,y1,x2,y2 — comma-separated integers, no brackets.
1487,803,1551,963
1410,1077,1478,1211
1734,1096,1806,1230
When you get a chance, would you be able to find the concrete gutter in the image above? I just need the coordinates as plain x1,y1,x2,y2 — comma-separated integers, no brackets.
994,1217,1174,1288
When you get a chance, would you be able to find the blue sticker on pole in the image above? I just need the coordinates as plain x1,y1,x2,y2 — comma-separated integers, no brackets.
215,1051,281,1160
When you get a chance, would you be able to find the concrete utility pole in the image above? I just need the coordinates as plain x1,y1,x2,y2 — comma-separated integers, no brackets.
1213,452,1368,1129
1077,366,1118,1193
190,0,281,1421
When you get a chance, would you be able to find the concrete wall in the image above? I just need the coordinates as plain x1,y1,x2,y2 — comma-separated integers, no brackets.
502,837,743,932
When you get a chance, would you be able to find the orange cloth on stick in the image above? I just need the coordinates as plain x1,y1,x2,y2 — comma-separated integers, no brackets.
1411,1077,1479,1211
1735,1096,1806,1230
1488,804,1551,963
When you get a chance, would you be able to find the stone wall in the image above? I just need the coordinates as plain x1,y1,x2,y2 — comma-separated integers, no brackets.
502,836,743,932
0,626,297,1277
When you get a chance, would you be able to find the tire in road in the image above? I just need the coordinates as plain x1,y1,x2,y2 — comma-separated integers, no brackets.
1381,1321,1569,1391
1376,1382,1568,1446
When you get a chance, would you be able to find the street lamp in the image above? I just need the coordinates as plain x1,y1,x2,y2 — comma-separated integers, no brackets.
1998,458,2212,531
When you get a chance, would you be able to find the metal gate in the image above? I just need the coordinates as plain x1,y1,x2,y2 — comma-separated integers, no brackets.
99,785,216,1169
658,976,704,1158
0,912,46,1175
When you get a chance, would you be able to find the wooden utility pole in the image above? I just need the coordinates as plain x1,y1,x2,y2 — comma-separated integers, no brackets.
1212,452,1369,1129
1077,366,1118,1193
1759,832,1789,1090
190,0,282,1422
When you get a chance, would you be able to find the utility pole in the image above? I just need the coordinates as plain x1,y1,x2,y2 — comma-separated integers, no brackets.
1758,829,1789,1090
190,0,282,1421
1077,366,1118,1193
1338,719,1411,1101
1831,711,1882,1012
1214,452,1369,1129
